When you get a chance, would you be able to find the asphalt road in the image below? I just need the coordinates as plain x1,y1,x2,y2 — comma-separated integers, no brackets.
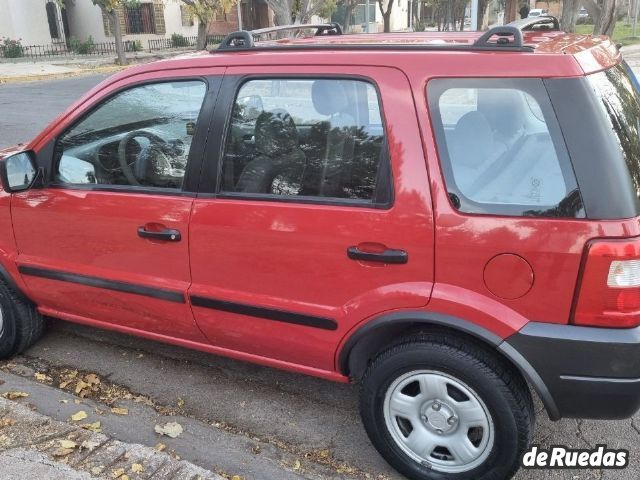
0,73,638,480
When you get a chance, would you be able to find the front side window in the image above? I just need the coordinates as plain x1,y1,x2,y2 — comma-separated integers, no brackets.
54,81,207,190
220,78,389,203
428,78,582,217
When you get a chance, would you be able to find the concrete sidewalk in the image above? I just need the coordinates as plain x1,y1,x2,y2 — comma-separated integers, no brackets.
0,50,199,83
0,396,223,479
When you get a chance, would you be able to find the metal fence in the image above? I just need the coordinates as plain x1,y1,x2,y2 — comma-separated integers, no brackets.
0,35,227,60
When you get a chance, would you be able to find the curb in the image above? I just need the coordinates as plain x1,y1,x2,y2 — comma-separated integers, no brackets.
0,397,224,479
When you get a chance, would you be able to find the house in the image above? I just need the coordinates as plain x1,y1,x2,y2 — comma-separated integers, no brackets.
0,0,199,47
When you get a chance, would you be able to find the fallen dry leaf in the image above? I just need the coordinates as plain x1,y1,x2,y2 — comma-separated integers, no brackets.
59,399,69,404
111,407,129,416
58,439,78,449
177,398,185,408
0,418,15,428
1,391,29,400
154,421,183,438
81,439,100,451
74,400,81,405
91,466,104,475
293,459,301,471
70,411,88,422
154,443,166,452
34,373,52,383
85,374,100,385
111,468,126,478
53,447,75,457
231,476,242,480
80,421,101,433
131,463,144,473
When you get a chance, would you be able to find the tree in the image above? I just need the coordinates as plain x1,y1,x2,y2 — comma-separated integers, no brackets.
263,0,336,27
377,0,395,32
94,1,140,65
181,0,236,50
560,0,581,32
583,0,618,36
56,0,137,65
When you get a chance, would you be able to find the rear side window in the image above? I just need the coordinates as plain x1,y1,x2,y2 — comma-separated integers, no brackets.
220,78,390,204
428,79,583,217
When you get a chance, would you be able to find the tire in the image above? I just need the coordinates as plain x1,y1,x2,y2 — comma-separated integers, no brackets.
359,333,534,480
0,280,45,358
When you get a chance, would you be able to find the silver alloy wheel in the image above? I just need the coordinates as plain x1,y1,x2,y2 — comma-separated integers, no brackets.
383,370,494,474
0,307,4,337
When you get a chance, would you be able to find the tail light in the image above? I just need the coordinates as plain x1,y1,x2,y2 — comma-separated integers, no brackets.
573,238,640,328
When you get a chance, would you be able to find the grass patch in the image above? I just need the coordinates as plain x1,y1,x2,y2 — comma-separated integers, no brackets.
576,21,640,46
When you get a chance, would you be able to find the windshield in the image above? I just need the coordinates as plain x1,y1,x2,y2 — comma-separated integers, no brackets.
588,62,640,201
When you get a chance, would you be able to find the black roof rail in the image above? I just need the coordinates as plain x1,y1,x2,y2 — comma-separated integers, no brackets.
251,22,343,37
474,25,524,48
217,23,342,51
217,31,255,51
507,15,561,31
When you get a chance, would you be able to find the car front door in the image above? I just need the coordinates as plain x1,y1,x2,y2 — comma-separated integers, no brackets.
11,75,219,342
188,66,435,376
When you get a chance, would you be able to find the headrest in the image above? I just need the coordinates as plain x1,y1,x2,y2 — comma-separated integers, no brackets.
312,80,349,116
254,109,299,158
477,88,525,139
449,111,494,168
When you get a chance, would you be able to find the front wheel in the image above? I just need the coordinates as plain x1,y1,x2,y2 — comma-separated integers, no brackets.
359,334,534,480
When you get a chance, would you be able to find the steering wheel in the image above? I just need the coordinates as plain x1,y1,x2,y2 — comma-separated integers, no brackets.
117,130,172,186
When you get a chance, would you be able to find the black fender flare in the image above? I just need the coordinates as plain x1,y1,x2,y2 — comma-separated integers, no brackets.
337,311,561,420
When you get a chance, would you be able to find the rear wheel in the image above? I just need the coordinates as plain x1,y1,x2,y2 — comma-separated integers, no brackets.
0,280,45,358
359,333,534,480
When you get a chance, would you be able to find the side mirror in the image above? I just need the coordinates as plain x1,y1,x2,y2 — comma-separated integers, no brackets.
0,151,41,193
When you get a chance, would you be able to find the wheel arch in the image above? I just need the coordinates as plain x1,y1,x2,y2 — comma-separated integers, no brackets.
337,311,561,421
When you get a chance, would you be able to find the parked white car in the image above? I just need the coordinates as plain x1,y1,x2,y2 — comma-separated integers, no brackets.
528,8,548,17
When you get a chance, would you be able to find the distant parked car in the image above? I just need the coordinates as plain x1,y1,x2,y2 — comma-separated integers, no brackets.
528,8,548,17
579,7,589,18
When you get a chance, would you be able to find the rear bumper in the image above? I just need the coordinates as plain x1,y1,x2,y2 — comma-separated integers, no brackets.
502,322,640,420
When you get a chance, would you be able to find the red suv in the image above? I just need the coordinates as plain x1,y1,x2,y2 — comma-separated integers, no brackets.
0,24,638,480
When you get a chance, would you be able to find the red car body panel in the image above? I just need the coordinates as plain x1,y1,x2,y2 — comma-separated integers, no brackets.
0,32,632,383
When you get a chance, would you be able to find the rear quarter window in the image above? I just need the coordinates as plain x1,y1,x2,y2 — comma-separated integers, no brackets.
427,78,584,218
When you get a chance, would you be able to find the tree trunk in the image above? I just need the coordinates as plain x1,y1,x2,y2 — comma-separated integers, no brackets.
343,1,356,33
560,0,581,32
593,0,617,35
378,0,394,32
110,9,127,66
197,21,207,50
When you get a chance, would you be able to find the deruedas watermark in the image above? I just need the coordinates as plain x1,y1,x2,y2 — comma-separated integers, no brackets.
521,445,629,469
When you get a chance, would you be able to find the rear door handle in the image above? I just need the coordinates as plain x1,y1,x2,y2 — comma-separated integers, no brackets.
347,246,408,264
137,226,181,242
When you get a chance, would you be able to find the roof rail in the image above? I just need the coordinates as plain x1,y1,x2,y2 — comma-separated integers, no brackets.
251,23,343,37
217,23,342,50
474,25,523,48
217,31,255,51
507,15,561,31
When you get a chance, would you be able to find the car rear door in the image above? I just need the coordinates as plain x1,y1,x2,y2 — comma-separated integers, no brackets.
11,72,221,341
187,66,434,375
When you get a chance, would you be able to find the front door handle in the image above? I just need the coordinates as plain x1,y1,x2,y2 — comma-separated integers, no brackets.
347,246,408,264
137,226,181,242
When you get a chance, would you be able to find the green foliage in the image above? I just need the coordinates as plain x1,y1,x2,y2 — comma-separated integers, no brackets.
171,33,190,47
576,21,640,46
318,0,337,19
68,36,95,55
90,0,139,12
1,37,24,58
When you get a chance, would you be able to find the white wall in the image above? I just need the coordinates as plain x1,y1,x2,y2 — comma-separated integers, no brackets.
66,0,200,46
0,0,58,45
66,0,110,43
